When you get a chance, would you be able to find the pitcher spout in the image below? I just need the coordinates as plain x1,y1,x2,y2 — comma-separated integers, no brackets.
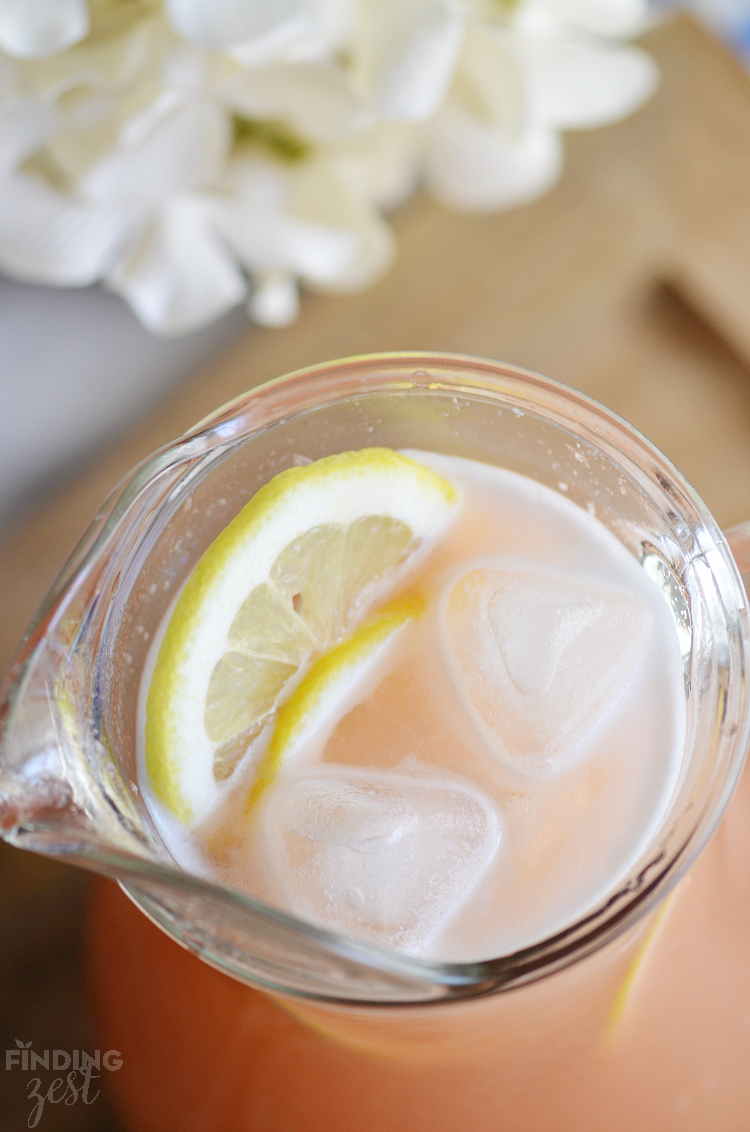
0,631,152,863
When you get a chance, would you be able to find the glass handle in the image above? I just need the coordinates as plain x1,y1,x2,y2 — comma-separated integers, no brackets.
725,521,750,597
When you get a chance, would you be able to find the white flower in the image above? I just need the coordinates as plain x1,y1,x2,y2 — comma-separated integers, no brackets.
82,95,245,333
0,18,373,332
0,0,659,334
80,57,393,332
0,50,132,284
208,149,394,326
423,0,658,212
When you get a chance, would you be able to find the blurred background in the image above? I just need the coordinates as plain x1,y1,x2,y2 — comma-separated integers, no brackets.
3,6,750,1129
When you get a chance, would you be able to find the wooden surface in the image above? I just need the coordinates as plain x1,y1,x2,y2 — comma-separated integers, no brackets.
3,15,750,1130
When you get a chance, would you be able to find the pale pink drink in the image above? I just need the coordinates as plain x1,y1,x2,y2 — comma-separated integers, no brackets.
146,451,685,970
1,355,749,1130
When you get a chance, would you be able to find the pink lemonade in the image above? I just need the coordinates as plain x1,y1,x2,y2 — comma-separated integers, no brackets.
4,352,749,1131
96,447,750,1132
72,346,750,1132
139,451,685,964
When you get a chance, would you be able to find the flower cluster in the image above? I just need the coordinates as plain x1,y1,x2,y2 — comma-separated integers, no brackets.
0,0,657,334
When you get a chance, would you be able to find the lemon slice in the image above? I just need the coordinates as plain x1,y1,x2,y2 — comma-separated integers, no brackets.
249,593,425,810
145,448,458,824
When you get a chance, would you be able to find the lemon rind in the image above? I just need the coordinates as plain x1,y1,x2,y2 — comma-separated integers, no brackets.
247,593,425,811
146,449,457,824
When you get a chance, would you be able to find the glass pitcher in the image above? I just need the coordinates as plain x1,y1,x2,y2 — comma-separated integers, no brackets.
2,354,750,1132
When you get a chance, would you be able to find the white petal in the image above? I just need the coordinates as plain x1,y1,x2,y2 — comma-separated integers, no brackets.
23,12,158,100
0,173,131,284
118,89,185,148
351,0,464,121
525,38,658,130
0,0,88,59
82,99,231,209
0,47,20,99
274,0,353,62
229,0,352,66
280,217,359,282
18,15,163,180
227,17,317,68
424,101,562,212
248,271,299,326
106,196,247,335
222,153,288,210
207,156,291,271
452,24,525,141
288,156,395,289
545,0,651,38
228,63,369,145
210,157,358,282
0,97,56,176
166,0,313,50
224,210,358,282
161,44,210,97
334,123,420,209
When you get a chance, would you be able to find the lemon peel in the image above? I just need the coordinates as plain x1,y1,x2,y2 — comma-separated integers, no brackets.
145,448,458,824
247,592,425,811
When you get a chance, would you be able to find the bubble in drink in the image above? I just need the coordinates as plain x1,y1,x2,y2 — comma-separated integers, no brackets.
263,764,502,953
443,566,653,772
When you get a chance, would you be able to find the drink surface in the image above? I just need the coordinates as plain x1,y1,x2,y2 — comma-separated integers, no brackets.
139,452,685,962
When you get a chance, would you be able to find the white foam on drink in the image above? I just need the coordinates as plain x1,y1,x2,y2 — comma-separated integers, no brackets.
263,762,502,954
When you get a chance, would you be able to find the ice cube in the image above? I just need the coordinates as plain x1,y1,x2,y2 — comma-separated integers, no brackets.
443,564,653,771
263,764,502,953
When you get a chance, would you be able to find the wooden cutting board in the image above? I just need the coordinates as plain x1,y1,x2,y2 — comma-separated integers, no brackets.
2,15,750,1131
